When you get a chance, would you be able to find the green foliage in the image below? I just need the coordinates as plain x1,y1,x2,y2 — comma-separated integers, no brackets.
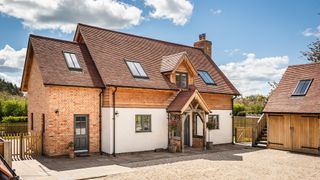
2,116,28,123
0,78,23,96
301,39,320,63
233,95,267,115
0,98,27,120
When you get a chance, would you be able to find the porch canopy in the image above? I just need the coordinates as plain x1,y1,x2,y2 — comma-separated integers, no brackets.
167,86,210,152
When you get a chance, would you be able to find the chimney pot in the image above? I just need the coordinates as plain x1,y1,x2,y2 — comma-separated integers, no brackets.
199,33,206,40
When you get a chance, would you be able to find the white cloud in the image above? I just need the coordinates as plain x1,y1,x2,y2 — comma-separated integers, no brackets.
210,9,222,15
219,53,289,96
302,25,320,37
224,48,240,56
144,0,193,25
0,45,26,85
0,0,143,33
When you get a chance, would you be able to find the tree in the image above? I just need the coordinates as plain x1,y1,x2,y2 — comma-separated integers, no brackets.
301,39,320,63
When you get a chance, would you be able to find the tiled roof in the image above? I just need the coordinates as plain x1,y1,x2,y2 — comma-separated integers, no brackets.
167,87,196,112
264,63,320,114
29,35,104,88
77,23,239,95
160,52,187,72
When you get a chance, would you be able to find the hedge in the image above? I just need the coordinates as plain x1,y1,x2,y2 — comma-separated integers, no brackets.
2,116,28,123
0,99,27,120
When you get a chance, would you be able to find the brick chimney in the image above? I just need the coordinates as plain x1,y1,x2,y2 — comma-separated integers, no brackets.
194,33,212,57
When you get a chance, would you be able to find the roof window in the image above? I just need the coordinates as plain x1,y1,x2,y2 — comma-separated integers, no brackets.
125,60,148,78
292,79,312,96
198,70,215,85
64,52,81,70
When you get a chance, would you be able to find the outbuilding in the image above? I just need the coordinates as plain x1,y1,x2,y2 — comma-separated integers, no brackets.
263,62,320,155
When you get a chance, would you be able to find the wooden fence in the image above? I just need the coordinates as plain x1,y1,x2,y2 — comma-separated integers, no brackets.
0,123,28,134
234,116,260,143
1,133,42,160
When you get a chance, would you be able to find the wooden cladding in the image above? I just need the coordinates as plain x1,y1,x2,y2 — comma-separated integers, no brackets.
103,87,177,108
267,113,320,155
102,87,233,110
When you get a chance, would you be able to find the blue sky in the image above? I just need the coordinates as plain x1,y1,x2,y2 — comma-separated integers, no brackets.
0,0,319,95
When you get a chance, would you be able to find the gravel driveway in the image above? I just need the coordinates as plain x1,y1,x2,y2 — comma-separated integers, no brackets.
94,149,320,180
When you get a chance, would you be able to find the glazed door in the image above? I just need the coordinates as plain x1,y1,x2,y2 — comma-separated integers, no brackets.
74,115,89,152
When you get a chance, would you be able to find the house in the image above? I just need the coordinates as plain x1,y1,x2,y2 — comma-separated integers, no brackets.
20,24,239,156
263,62,320,155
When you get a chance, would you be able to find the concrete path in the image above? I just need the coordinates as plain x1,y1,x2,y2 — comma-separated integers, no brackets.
13,160,132,180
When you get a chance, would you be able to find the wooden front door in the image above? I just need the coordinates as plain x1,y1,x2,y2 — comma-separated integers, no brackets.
268,114,291,150
74,115,89,153
184,115,190,146
291,115,320,154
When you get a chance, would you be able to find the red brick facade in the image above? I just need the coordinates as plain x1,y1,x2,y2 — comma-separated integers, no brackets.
27,57,101,156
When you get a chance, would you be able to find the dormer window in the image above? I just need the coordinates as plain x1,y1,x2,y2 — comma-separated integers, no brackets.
198,70,215,85
126,60,148,79
292,79,312,96
176,72,188,89
63,52,81,70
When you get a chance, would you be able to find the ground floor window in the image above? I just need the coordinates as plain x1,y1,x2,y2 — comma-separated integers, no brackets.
208,115,219,129
135,115,151,132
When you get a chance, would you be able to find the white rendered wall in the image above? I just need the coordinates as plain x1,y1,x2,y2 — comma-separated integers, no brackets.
101,108,168,154
207,110,233,144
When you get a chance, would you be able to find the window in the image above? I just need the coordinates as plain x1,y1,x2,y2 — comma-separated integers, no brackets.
63,52,81,70
176,72,188,89
208,115,219,129
31,113,34,130
198,70,215,85
292,79,312,96
42,114,45,133
126,60,148,78
135,115,151,132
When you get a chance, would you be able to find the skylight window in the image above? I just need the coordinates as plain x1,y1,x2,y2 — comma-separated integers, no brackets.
198,70,215,85
292,79,312,96
126,60,148,78
64,52,81,70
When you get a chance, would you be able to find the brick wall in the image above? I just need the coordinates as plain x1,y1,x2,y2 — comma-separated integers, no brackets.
45,86,101,156
27,57,101,156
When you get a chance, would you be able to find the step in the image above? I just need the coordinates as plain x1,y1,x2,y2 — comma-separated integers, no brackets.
255,143,267,148
259,137,267,141
256,140,267,144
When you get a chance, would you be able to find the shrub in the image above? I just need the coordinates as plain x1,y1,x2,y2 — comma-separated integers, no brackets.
233,103,245,116
2,116,28,123
0,99,27,118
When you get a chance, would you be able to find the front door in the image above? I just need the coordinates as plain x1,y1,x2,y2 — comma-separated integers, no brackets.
184,115,190,146
74,115,89,153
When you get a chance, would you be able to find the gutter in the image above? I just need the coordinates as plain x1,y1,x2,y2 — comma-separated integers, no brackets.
99,89,103,155
112,87,118,157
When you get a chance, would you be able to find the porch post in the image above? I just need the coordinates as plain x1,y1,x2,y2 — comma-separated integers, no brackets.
202,112,207,150
180,114,185,153
189,111,193,147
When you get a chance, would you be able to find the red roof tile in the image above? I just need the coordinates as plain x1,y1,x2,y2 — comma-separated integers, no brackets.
264,63,320,114
77,23,239,95
29,35,104,88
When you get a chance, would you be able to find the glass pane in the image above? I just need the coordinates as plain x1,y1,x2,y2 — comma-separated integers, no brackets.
134,62,147,77
70,53,81,69
81,121,86,135
64,53,75,68
127,61,140,76
76,121,81,135
293,80,311,95
142,116,150,131
204,73,214,83
136,116,142,131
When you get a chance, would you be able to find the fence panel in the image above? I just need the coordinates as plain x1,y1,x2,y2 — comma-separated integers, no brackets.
0,132,41,160
234,116,259,143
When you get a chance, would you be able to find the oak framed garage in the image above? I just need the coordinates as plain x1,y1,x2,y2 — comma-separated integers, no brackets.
264,62,320,155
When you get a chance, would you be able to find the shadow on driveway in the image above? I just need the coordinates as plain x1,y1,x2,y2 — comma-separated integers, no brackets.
32,144,262,171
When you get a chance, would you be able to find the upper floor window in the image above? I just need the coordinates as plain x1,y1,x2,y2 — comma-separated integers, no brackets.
63,52,81,70
292,79,312,96
176,72,188,89
126,60,148,79
198,70,215,85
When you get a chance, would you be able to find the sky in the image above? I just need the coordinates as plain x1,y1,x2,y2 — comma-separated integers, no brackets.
0,0,319,96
